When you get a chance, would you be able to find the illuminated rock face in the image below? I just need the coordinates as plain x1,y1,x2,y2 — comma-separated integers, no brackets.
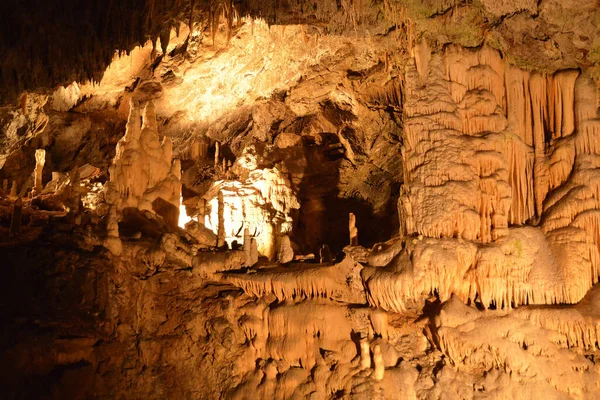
105,99,181,226
203,167,299,257
390,44,600,308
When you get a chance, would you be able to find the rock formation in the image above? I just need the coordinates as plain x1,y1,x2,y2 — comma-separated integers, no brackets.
277,235,294,264
3,3,600,399
32,149,45,196
203,166,300,258
104,99,182,228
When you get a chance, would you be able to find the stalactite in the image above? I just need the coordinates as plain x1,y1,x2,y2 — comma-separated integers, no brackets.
434,296,598,395
224,259,364,304
363,227,568,312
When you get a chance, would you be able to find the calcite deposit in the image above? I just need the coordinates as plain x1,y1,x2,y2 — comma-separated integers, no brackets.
2,1,600,399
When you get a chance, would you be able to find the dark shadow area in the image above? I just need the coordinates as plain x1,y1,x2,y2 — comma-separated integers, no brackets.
0,235,110,399
290,132,398,257
0,0,184,104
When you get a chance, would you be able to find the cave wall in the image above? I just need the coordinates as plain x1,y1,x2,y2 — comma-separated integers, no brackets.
2,1,600,399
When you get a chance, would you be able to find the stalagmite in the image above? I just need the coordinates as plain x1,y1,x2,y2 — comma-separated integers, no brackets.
349,213,358,246
2,179,7,193
264,223,277,261
222,157,227,172
277,235,294,264
249,238,259,267
32,149,46,196
319,244,332,264
105,99,182,225
9,197,22,237
372,345,384,380
217,191,225,248
9,181,17,197
243,227,258,267
198,198,206,226
104,206,122,256
359,338,371,370
214,141,220,168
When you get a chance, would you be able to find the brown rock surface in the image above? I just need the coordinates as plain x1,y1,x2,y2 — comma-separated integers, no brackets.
2,4,600,399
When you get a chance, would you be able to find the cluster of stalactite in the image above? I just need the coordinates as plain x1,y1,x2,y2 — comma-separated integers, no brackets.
395,42,600,307
0,0,251,104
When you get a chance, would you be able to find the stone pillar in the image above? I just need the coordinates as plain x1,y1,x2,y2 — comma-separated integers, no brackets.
244,227,258,266
214,142,220,168
264,223,277,260
243,227,250,258
33,149,46,195
198,198,206,226
9,197,22,237
372,345,384,380
359,338,371,370
319,244,332,264
217,191,225,248
250,239,259,266
277,235,294,264
349,212,358,246
9,181,17,197
104,206,122,256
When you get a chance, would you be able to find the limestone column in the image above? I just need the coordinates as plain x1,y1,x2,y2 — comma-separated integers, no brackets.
214,142,220,168
359,338,371,370
243,227,258,266
198,198,206,226
349,212,358,246
104,206,122,256
217,191,225,247
33,149,46,195
243,228,251,263
319,244,332,264
264,223,277,260
250,238,259,266
372,345,384,380
277,235,294,264
9,181,17,197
